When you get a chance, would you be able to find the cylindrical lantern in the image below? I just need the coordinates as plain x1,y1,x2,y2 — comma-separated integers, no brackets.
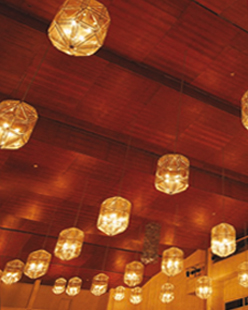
238,261,248,288
24,250,51,279
124,261,144,287
130,287,142,305
52,277,67,295
1,259,24,284
113,286,125,301
0,100,38,150
159,283,175,303
241,90,248,129
211,223,236,257
90,273,109,296
195,276,213,299
161,247,184,277
54,227,84,261
97,196,131,236
48,0,111,57
155,154,190,195
66,277,82,296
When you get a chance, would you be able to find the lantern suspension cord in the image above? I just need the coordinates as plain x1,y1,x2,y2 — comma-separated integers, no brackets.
73,179,89,227
42,205,58,249
21,45,50,102
221,149,226,223
174,50,187,153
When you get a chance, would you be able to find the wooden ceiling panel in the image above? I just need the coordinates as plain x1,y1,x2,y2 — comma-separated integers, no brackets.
192,46,248,106
194,0,238,14
144,2,238,81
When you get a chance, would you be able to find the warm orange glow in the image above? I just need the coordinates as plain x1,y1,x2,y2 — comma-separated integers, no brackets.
113,286,125,301
195,276,213,299
211,223,236,257
161,247,184,276
90,273,109,296
238,261,248,288
97,196,131,236
160,283,175,303
130,287,142,304
0,100,38,149
124,261,144,287
52,277,67,294
155,154,189,195
66,277,82,296
1,259,24,284
48,0,111,56
24,250,51,279
54,227,84,261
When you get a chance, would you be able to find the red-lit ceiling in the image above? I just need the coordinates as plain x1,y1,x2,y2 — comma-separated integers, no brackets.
0,0,248,290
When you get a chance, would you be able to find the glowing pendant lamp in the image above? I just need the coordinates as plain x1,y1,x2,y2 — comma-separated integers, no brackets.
211,223,236,257
52,277,67,295
155,154,189,195
97,196,131,236
113,286,125,301
130,287,142,305
24,250,51,279
0,100,38,150
159,283,175,303
48,0,111,56
161,247,184,277
90,273,109,296
195,276,213,299
1,259,24,284
124,261,144,287
54,227,84,261
238,261,248,288
66,277,82,296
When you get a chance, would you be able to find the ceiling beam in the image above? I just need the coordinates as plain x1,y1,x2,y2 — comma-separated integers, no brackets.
0,2,240,118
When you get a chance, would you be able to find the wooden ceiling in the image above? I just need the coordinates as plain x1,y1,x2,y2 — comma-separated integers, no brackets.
0,0,248,290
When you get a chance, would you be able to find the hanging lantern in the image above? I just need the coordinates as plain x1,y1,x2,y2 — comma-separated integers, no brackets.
238,261,248,288
195,276,213,299
113,286,125,301
24,250,51,279
90,273,109,296
54,227,84,261
97,196,131,236
211,223,236,257
0,100,38,150
130,287,142,305
161,247,184,277
52,277,67,295
141,222,161,265
124,261,144,287
48,0,111,57
241,90,248,129
66,277,82,296
1,259,24,285
155,154,190,195
159,283,175,303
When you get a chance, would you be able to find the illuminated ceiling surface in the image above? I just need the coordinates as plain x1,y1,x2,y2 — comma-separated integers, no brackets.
0,0,248,290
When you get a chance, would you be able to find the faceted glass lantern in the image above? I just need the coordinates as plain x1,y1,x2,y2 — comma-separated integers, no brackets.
161,247,184,277
238,261,248,288
124,261,144,287
159,283,175,303
1,259,24,284
48,0,111,57
155,154,190,195
24,250,51,279
195,276,213,299
241,90,248,129
54,227,84,261
66,277,82,296
211,223,236,257
90,273,109,296
52,277,67,295
113,286,125,301
130,287,142,305
97,196,131,236
0,100,38,150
